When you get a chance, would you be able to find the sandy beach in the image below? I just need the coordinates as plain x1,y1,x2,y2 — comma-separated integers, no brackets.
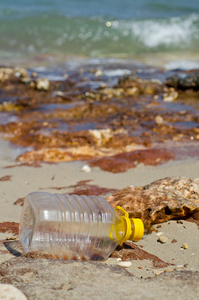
1,144,199,299
1,0,199,297
0,61,199,299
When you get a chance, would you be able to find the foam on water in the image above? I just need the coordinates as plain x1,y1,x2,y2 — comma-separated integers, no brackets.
165,60,199,70
0,1,199,65
131,14,199,48
1,13,199,61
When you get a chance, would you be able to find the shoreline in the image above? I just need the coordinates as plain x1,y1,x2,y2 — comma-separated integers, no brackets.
1,51,199,71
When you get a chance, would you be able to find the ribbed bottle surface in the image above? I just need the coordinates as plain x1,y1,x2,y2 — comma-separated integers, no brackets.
19,192,124,260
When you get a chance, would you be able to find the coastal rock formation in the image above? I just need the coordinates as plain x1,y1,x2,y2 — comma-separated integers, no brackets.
107,177,199,228
0,65,199,172
166,72,199,90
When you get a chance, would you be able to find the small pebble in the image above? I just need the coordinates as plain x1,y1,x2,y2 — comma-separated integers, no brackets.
155,115,164,125
81,165,91,173
6,236,17,240
36,78,50,91
31,72,38,77
56,91,64,97
153,270,164,276
171,239,178,243
116,258,121,262
182,243,188,249
95,69,103,77
157,225,161,228
156,232,163,236
176,265,184,268
158,235,168,244
118,261,132,268
164,269,173,273
177,220,183,224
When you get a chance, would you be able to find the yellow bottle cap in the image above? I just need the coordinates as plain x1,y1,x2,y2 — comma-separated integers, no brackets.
131,218,144,241
114,206,144,245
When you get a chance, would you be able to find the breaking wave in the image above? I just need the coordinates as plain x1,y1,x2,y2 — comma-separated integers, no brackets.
0,13,199,59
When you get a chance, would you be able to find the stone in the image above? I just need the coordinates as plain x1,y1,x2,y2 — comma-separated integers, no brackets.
163,87,178,102
35,78,50,91
107,177,199,228
171,239,178,243
117,261,132,268
81,165,91,173
13,67,28,78
166,72,199,90
94,69,103,77
0,68,13,81
155,115,164,125
182,243,189,249
153,270,164,275
0,284,27,300
156,232,163,236
158,236,168,244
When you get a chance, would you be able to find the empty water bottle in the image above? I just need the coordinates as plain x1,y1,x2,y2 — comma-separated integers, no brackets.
19,192,144,260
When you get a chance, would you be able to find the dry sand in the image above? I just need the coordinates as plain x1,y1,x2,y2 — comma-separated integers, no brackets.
0,138,199,299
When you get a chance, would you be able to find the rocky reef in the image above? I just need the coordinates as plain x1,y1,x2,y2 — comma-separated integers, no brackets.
0,64,199,172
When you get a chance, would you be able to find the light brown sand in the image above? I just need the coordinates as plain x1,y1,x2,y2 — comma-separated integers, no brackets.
0,138,199,278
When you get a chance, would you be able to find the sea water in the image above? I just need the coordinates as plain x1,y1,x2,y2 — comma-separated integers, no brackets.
0,0,199,66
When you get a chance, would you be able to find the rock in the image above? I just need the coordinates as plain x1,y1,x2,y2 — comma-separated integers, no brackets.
107,177,199,228
35,78,50,91
155,115,164,125
163,87,178,102
17,146,118,163
0,68,13,81
158,236,168,244
13,67,28,78
117,261,132,268
166,73,199,90
153,270,164,275
164,268,174,273
95,69,103,77
126,87,138,95
81,165,91,173
182,243,189,249
171,239,178,243
89,128,112,146
156,232,163,236
0,284,27,300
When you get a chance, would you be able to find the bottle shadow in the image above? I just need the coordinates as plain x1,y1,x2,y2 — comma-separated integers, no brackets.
3,240,24,257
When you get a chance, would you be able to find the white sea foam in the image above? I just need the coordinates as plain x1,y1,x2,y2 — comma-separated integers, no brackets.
130,14,199,48
103,69,131,77
165,60,199,70
110,14,199,50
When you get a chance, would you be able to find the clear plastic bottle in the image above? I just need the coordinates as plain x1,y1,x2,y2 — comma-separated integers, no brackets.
19,192,144,260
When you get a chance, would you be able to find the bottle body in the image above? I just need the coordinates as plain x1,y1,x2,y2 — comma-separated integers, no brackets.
19,192,127,260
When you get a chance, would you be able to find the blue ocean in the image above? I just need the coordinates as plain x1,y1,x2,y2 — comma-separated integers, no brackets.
0,0,199,66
